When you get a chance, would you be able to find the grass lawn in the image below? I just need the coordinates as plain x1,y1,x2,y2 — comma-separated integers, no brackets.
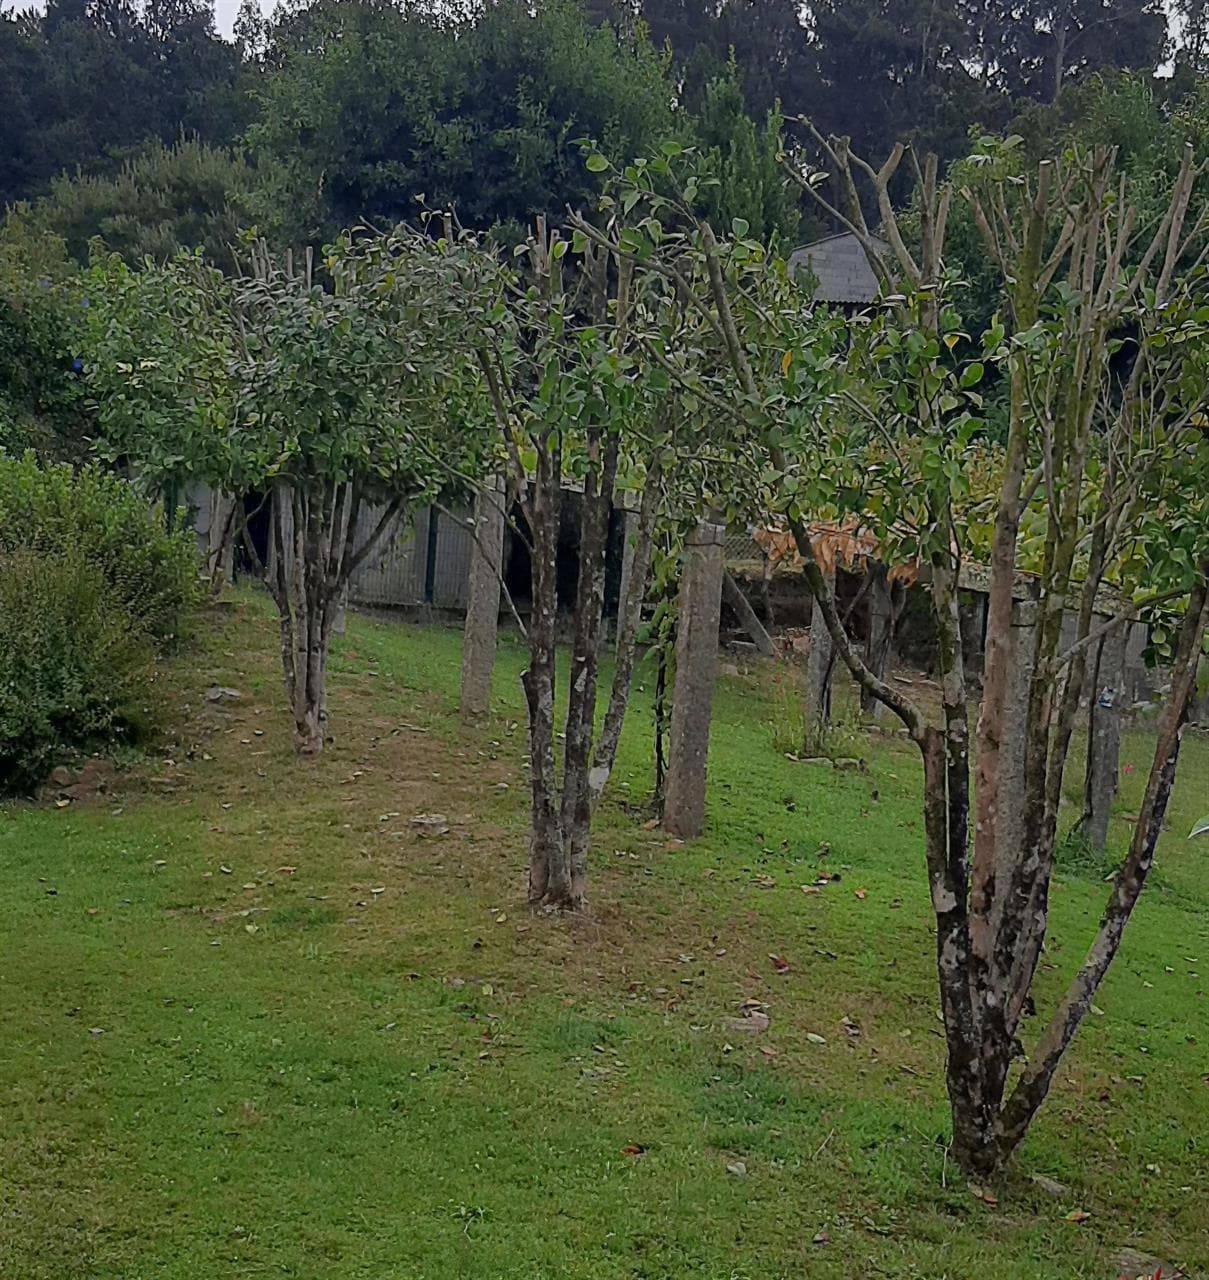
2,596,1208,1279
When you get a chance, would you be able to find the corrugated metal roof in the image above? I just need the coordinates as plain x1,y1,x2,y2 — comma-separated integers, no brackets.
787,232,889,305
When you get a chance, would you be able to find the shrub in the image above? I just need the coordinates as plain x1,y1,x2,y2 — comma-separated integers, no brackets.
0,549,159,793
0,453,200,646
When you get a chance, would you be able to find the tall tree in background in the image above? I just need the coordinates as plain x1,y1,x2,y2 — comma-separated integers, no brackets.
695,64,804,245
253,0,678,241
975,0,1167,103
804,0,998,165
34,139,258,272
0,0,246,208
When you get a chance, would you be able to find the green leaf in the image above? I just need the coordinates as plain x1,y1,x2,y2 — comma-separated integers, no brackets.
585,153,609,173
960,362,985,389
731,217,750,239
1191,816,1209,840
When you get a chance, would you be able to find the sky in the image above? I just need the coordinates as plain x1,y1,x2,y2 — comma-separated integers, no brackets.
213,0,269,38
0,0,273,37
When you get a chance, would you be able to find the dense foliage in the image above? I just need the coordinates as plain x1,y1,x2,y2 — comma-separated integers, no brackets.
2,0,1199,260
0,454,200,792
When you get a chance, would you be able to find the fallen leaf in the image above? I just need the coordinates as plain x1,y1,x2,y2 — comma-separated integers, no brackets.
621,1144,646,1158
854,887,868,900
806,1032,827,1046
812,1231,830,1246
725,1160,747,1178
969,1184,998,1207
1064,1209,1091,1224
769,954,791,974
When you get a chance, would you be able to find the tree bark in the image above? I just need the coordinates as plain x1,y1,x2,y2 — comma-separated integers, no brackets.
561,438,618,905
860,563,894,718
994,568,1209,1164
804,569,834,743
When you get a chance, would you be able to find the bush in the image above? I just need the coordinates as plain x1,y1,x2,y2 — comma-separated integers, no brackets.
0,549,159,793
0,453,200,646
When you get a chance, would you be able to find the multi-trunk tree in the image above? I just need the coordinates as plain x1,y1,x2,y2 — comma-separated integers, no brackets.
83,226,489,755
462,182,745,908
464,216,667,909
597,136,1209,1175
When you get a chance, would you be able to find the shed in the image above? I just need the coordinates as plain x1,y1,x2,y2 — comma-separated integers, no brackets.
788,231,889,306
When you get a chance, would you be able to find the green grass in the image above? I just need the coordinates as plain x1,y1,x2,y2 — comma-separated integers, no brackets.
2,596,1208,1279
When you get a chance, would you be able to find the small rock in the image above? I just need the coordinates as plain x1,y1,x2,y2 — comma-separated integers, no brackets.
1030,1173,1072,1199
725,1160,747,1178
206,687,243,704
1114,1248,1173,1279
719,662,741,678
411,813,450,837
49,766,73,788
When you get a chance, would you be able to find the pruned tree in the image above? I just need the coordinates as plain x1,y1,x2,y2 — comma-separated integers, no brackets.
84,227,490,755
465,176,745,908
465,215,666,908
224,231,490,753
597,134,1209,1175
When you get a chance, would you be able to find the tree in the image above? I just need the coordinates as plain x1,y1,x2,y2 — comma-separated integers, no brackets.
788,136,1209,1175
976,0,1167,104
598,134,1209,1175
694,65,803,246
0,213,90,457
0,0,247,208
224,233,491,753
464,159,743,907
252,0,679,243
34,139,260,272
803,0,1001,166
466,219,664,908
83,228,490,752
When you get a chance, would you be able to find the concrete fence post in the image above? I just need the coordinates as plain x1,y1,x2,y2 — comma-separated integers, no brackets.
459,477,507,718
1084,624,1127,851
663,518,726,840
804,570,835,738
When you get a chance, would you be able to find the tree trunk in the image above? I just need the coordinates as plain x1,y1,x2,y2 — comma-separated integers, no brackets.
206,490,238,596
262,478,399,757
560,438,618,905
522,443,569,906
860,564,893,718
653,643,669,811
592,471,659,803
994,569,1209,1164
